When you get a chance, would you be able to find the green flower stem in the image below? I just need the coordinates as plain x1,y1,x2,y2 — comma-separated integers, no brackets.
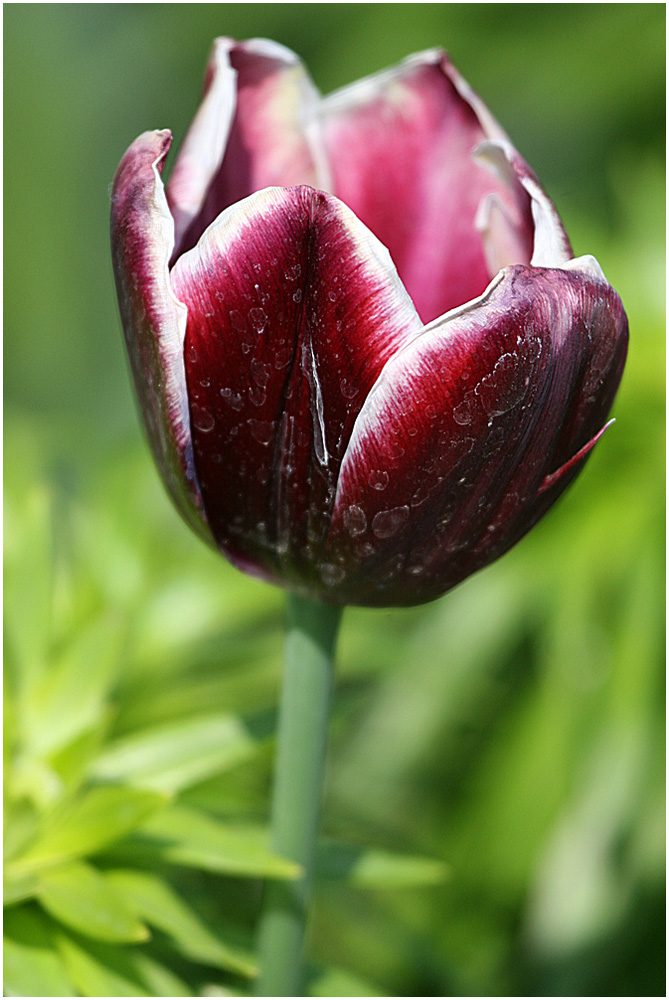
256,591,343,997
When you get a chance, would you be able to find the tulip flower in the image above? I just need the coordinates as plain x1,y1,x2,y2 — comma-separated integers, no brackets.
111,40,628,996
111,38,627,610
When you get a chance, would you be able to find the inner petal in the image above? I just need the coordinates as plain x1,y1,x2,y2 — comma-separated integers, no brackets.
321,52,534,323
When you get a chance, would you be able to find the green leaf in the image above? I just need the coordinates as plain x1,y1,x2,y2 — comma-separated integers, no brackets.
57,934,151,997
3,905,75,997
36,861,149,943
91,712,258,793
317,841,449,888
127,952,193,997
106,868,257,977
8,785,167,874
4,868,39,906
127,804,301,880
24,615,122,757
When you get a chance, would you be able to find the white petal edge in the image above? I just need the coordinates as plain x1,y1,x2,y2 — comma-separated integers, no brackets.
474,139,571,268
171,184,422,342
167,37,331,250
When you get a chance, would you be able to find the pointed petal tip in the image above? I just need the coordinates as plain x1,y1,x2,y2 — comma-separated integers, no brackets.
539,418,616,494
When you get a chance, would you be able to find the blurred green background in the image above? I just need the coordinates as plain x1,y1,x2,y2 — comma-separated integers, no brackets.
4,4,665,997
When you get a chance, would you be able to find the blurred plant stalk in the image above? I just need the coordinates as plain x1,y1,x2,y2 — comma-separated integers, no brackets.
255,594,343,996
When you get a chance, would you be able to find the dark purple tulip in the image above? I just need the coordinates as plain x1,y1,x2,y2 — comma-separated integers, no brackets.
111,39,628,607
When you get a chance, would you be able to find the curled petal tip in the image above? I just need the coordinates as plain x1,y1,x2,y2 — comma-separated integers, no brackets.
539,419,616,495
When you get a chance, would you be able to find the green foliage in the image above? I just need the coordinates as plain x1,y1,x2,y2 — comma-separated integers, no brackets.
4,3,665,996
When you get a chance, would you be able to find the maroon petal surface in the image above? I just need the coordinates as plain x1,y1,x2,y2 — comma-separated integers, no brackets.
110,130,211,543
326,260,628,606
321,50,535,324
168,38,329,261
170,186,422,587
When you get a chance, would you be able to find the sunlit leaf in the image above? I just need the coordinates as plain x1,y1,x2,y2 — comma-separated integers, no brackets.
36,861,149,943
9,786,167,874
24,615,123,758
91,712,259,793
126,804,301,880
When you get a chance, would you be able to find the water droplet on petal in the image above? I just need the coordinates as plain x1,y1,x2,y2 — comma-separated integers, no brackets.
452,399,472,425
249,419,275,446
368,470,389,491
249,307,267,333
191,404,215,433
343,504,367,537
340,378,359,399
372,505,410,539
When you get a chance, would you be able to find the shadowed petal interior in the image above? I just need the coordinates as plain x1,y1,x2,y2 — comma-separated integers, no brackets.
321,50,534,325
168,38,329,262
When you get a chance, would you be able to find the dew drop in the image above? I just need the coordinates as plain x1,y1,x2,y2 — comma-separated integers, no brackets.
340,378,359,399
452,399,472,425
372,505,410,539
187,343,198,364
251,359,272,387
475,352,528,417
275,347,293,369
343,504,367,537
249,418,275,446
219,387,243,411
191,404,215,433
248,386,266,407
368,469,389,491
249,306,267,333
292,288,303,304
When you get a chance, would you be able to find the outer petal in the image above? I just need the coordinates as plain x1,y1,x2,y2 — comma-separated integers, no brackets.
325,261,628,607
170,186,422,587
167,38,330,260
110,130,212,543
320,50,535,324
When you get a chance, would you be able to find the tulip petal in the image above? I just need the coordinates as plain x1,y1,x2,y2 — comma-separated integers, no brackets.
327,262,628,606
110,130,212,542
321,50,534,324
168,38,330,261
170,186,422,585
